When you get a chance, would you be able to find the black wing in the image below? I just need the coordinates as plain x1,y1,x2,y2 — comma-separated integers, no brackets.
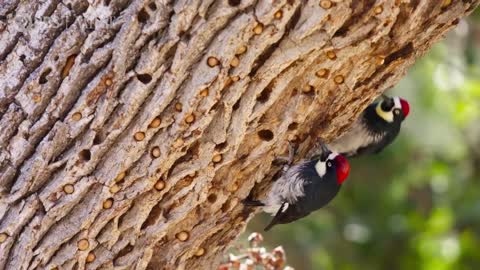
264,161,340,231
350,105,403,157
353,126,400,157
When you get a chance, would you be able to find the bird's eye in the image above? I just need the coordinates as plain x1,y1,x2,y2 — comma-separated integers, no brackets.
327,161,332,167
381,99,394,111
394,109,401,115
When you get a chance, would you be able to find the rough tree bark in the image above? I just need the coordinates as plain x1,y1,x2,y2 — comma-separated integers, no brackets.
0,0,478,269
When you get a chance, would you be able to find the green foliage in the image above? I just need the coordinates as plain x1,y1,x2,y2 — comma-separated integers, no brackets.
244,19,480,270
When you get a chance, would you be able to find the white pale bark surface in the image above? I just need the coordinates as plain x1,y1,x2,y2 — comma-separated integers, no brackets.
0,0,478,269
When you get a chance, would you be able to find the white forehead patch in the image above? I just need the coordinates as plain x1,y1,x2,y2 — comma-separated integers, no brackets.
393,96,401,109
314,153,338,177
328,152,339,160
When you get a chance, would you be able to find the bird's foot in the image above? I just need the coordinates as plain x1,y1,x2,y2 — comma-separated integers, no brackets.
273,142,296,171
309,138,332,161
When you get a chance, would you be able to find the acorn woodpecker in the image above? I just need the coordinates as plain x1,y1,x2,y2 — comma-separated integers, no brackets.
243,143,350,231
327,95,410,157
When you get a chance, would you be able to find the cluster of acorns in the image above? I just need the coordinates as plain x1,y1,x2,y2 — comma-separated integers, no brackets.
218,233,293,270
243,95,410,231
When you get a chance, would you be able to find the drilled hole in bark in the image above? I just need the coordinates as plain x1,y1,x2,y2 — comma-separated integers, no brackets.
115,244,134,261
228,0,241,6
285,5,302,34
215,142,228,151
39,68,52,84
168,153,194,177
384,42,414,66
141,202,163,229
257,87,272,103
258,129,274,141
62,54,77,79
288,122,298,130
221,200,231,212
137,73,152,84
93,133,104,145
104,0,111,5
79,149,91,161
291,88,298,96
207,194,217,203
148,2,157,10
177,176,194,190
250,41,280,77
19,54,26,62
187,142,200,158
137,8,150,23
232,99,241,111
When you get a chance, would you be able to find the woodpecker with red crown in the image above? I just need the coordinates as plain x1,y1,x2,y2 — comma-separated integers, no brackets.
326,95,410,157
243,143,350,231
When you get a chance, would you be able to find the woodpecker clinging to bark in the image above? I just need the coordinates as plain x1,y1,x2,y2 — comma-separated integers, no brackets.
326,95,410,157
243,143,350,231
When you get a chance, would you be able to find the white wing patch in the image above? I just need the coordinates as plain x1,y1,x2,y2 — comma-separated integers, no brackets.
282,203,289,213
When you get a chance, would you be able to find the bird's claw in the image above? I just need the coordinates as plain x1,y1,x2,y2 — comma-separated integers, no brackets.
273,142,296,171
306,138,331,161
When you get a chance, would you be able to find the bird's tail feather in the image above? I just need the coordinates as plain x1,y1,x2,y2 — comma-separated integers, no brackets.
242,198,265,207
264,220,276,231
264,202,287,231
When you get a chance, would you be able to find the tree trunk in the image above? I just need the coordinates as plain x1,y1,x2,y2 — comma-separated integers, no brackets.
0,0,478,269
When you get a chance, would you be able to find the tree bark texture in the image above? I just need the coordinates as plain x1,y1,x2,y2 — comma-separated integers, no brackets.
0,0,478,269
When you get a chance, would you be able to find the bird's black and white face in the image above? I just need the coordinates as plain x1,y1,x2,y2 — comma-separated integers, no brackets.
376,96,410,123
314,151,350,185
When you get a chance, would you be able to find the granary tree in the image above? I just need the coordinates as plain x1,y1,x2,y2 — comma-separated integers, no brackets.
0,0,478,269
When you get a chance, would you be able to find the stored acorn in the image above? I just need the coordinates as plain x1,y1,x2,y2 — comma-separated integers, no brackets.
334,75,344,84
115,172,126,182
151,146,161,158
175,102,183,112
134,132,145,141
212,154,223,163
103,198,114,209
315,69,329,78
86,252,96,263
154,180,166,191
77,239,90,251
253,23,263,35
149,117,161,128
72,112,82,121
207,57,219,67
320,0,332,9
327,51,337,60
63,184,75,194
176,231,190,242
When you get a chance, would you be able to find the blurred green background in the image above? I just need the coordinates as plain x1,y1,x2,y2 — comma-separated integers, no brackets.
242,10,480,270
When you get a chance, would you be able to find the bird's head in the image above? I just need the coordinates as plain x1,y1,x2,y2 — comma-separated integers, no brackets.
314,151,350,185
376,95,410,123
